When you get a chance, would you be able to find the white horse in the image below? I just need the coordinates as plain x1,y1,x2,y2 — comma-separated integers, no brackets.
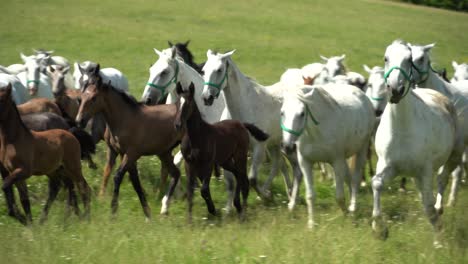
0,73,28,104
16,53,53,100
33,49,74,90
371,40,463,247
280,63,327,86
408,42,468,206
281,84,375,228
201,49,303,207
363,65,388,117
318,55,367,90
451,61,468,83
73,61,129,91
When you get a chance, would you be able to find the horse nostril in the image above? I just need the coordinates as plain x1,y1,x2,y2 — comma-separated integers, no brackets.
375,110,383,117
145,98,152,105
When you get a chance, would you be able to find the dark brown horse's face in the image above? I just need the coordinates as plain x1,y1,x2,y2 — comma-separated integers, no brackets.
76,76,106,127
174,82,195,132
0,84,13,121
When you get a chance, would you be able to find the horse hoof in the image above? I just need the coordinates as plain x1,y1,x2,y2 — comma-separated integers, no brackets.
288,202,295,212
360,181,367,188
433,240,443,249
307,220,315,229
398,187,407,193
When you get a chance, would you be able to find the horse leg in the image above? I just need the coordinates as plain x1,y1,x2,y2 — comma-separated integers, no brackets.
447,165,462,207
261,146,282,199
348,143,368,213
184,161,197,222
332,159,350,213
279,155,292,198
199,164,216,216
99,145,118,197
364,141,374,186
158,162,168,196
223,170,236,213
39,174,62,224
62,176,81,219
127,163,151,220
438,143,463,209
287,153,303,212
371,162,396,240
2,168,30,224
159,153,181,215
15,181,32,224
248,142,267,198
297,152,316,229
63,154,91,221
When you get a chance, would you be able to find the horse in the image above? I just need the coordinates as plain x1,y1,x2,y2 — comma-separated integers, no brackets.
0,73,28,104
201,49,302,208
451,61,468,83
17,97,62,116
168,40,204,74
281,83,375,228
0,84,91,224
16,53,53,99
48,65,81,120
408,41,468,206
72,61,129,91
318,54,367,90
371,40,464,247
174,82,269,219
75,70,182,218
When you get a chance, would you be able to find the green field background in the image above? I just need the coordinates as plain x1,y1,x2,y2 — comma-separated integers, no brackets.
1,0,468,263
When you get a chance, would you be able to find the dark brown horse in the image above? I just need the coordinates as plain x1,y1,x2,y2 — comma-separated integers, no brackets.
0,84,91,224
17,97,62,116
75,69,182,219
174,82,269,220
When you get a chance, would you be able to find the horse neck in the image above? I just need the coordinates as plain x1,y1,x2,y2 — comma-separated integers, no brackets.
385,92,416,129
301,87,337,139
420,71,453,98
178,62,212,120
223,59,269,119
0,102,31,143
100,88,140,134
185,101,209,147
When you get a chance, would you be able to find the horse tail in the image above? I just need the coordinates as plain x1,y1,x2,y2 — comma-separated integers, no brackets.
243,123,269,142
68,127,96,161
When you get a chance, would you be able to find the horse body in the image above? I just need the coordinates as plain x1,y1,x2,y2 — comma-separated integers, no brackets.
318,55,367,90
201,50,302,204
0,73,28,104
451,61,468,82
281,84,375,228
17,98,62,116
76,74,182,218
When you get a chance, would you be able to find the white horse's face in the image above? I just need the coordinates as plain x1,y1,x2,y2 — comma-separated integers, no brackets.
201,49,235,106
281,94,307,154
321,55,346,77
20,53,41,95
408,43,434,84
384,41,413,104
452,61,468,82
142,48,178,105
364,65,388,116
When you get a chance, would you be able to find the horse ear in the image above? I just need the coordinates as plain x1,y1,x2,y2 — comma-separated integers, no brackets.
319,55,328,61
452,61,459,69
94,64,100,74
63,65,70,74
188,82,195,97
207,49,214,57
423,43,435,52
221,50,236,60
170,46,177,59
77,62,84,74
168,41,174,47
184,40,190,46
154,48,163,57
175,82,183,95
20,53,28,63
339,54,346,61
363,65,372,73
47,65,55,73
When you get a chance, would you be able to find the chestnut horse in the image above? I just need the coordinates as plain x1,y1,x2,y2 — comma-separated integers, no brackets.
75,71,182,219
174,82,269,220
0,84,91,224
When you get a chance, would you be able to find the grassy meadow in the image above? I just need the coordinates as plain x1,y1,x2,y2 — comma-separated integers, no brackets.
1,0,468,263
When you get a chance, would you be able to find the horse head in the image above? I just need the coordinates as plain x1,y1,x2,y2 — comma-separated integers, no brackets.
201,49,235,106
48,64,70,96
174,82,196,132
20,53,41,96
383,40,413,104
364,65,387,117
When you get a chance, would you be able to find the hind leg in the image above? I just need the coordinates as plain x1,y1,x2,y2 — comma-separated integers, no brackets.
199,164,216,215
15,181,32,224
39,174,62,224
348,143,368,213
249,142,267,198
159,153,181,215
99,145,118,197
61,176,81,218
128,163,151,220
63,156,91,221
2,168,30,225
262,146,282,199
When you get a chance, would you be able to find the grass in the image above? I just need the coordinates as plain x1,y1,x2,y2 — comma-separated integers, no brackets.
1,0,468,263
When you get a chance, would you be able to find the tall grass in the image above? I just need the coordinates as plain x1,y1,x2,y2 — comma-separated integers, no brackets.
1,0,468,263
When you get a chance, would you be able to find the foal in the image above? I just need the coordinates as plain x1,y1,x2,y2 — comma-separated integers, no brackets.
0,84,91,224
174,82,269,219
17,97,62,116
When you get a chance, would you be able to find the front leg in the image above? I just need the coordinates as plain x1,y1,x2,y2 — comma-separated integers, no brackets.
371,162,396,240
295,153,315,229
2,168,30,225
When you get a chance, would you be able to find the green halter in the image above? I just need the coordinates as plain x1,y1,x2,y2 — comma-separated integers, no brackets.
280,104,319,137
147,61,179,96
27,79,39,85
383,66,413,100
203,63,229,97
411,61,438,85
370,96,385,101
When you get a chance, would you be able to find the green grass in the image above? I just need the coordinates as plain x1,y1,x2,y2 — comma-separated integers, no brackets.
1,0,468,263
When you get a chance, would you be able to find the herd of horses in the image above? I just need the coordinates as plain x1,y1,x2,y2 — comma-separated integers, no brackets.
1,39,468,247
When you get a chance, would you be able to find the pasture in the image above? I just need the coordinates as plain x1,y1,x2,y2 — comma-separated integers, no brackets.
1,0,468,263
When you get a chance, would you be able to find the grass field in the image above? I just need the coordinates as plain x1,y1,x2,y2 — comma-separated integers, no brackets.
1,0,468,263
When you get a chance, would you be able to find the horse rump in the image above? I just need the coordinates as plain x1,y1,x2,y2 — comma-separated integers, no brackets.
242,123,269,142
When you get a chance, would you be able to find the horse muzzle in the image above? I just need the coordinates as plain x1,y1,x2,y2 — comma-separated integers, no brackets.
28,87,38,96
389,85,405,104
203,95,214,106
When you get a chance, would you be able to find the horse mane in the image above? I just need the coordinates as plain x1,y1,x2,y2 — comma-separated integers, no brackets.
174,43,195,65
296,85,339,110
11,100,30,131
104,82,144,110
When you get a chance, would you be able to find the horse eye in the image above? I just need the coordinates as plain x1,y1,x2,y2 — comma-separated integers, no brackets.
384,57,388,63
300,112,305,117
217,69,222,73
280,111,284,116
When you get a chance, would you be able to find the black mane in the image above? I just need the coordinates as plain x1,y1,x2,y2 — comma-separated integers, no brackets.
104,81,144,110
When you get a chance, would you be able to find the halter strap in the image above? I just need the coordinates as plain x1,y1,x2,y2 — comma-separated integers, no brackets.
370,96,385,101
27,79,39,85
204,62,229,97
411,61,439,85
146,61,180,95
383,66,413,100
281,104,319,137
